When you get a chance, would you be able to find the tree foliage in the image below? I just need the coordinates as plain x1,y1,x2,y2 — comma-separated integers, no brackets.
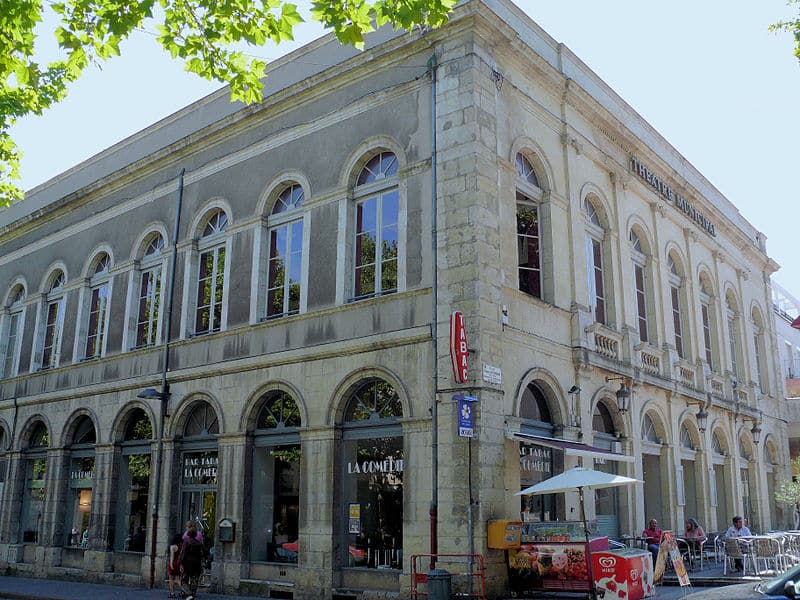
771,0,800,62
0,0,454,206
774,455,800,527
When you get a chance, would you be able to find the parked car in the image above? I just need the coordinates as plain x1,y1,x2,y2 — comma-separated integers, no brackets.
685,566,800,600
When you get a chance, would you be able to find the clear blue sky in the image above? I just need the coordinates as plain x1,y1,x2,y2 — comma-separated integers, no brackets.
9,1,800,292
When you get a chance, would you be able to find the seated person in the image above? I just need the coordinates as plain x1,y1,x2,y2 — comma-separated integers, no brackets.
642,518,663,564
683,518,707,553
725,515,752,571
683,518,707,567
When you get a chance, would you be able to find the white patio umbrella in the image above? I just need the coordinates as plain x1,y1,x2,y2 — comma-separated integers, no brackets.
516,466,642,599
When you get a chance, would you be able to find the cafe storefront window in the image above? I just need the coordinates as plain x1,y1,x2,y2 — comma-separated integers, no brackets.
64,416,96,547
249,391,301,563
115,408,152,552
20,421,49,543
180,401,219,550
340,379,403,570
519,381,564,521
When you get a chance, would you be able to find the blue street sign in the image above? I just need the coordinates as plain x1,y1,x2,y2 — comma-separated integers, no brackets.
456,395,478,438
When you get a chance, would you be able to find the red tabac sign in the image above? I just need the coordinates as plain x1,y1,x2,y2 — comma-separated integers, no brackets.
450,311,469,383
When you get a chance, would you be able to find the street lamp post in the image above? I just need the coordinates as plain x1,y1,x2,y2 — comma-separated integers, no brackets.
139,169,184,589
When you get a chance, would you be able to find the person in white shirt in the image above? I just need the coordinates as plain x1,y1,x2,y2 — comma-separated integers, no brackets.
725,515,752,571
725,515,752,538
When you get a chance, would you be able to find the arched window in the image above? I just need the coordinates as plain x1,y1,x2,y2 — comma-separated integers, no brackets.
40,270,66,369
115,408,152,551
679,424,693,450
340,379,403,569
266,184,305,318
584,197,608,324
1,283,26,378
0,425,8,519
65,416,96,547
752,307,769,395
250,391,302,563
668,254,688,359
518,381,562,521
516,153,544,299
135,233,166,348
630,230,652,343
642,414,660,443
195,210,229,335
20,421,49,543
712,432,725,456
353,152,399,299
726,291,743,381
699,274,716,371
180,401,220,548
83,252,112,359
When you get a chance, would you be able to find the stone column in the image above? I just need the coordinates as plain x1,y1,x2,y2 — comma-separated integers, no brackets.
85,443,115,574
42,447,68,573
215,433,247,593
295,426,337,598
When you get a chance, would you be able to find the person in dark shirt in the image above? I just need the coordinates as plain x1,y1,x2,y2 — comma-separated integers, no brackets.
179,527,204,600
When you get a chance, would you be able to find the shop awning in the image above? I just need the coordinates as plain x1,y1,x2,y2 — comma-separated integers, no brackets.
509,432,635,463
792,314,800,330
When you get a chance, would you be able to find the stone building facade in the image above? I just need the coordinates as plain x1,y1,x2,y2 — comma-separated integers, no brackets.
0,1,789,598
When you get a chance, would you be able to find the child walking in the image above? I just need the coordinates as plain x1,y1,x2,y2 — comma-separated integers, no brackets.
167,533,183,598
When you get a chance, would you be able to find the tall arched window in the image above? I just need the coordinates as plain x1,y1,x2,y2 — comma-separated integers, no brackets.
195,210,229,335
711,430,730,530
630,230,651,343
0,425,8,521
726,291,743,382
135,233,166,348
266,184,305,318
340,379,403,569
250,391,302,563
353,152,399,299
668,254,688,359
20,421,49,543
516,153,543,299
40,270,66,369
64,416,96,547
1,283,26,378
82,252,112,359
584,197,608,325
699,274,716,371
593,401,620,538
114,408,152,551
752,307,769,395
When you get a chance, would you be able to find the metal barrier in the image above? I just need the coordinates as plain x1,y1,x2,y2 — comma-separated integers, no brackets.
411,554,486,600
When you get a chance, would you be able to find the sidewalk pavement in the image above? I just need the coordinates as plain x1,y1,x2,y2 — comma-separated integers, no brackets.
0,576,254,600
0,574,725,600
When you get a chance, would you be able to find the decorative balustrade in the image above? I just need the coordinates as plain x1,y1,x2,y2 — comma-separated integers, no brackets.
635,344,661,376
674,361,695,388
586,323,622,361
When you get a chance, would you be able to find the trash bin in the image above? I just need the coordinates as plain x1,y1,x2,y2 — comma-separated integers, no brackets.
428,569,452,600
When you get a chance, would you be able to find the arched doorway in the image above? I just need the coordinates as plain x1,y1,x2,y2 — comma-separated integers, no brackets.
20,421,49,544
592,401,620,538
114,408,152,552
678,422,700,524
641,412,665,525
339,378,403,571
64,415,96,547
179,401,219,551
738,433,757,532
711,429,730,532
518,381,564,522
249,390,302,563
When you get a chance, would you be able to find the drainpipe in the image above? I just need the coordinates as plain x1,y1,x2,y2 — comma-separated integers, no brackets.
428,52,439,568
148,169,185,588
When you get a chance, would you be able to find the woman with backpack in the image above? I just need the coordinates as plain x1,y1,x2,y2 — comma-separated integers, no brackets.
179,527,204,600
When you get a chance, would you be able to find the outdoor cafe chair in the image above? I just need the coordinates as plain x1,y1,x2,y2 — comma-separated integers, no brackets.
750,536,783,575
723,537,753,576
